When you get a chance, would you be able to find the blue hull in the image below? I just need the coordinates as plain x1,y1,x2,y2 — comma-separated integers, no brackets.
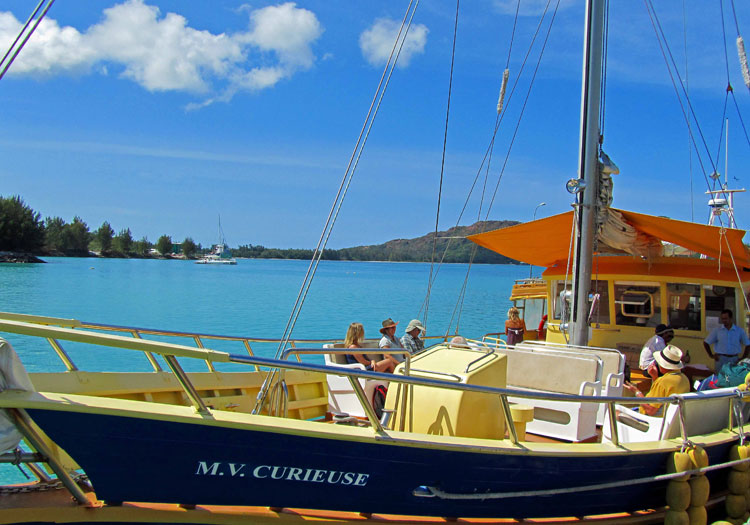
27,408,732,519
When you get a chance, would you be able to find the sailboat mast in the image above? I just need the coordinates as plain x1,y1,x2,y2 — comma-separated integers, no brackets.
570,0,606,347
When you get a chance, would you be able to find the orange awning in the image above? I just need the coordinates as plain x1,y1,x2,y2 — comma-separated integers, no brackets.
468,209,749,268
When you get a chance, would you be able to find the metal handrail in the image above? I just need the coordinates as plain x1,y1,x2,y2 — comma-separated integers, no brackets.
2,316,750,446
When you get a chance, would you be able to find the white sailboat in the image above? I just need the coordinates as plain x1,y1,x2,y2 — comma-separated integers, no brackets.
195,216,237,265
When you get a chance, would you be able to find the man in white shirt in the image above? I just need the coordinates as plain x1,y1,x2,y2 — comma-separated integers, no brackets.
640,324,674,378
704,309,750,372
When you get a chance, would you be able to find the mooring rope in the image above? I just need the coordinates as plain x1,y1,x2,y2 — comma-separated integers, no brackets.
421,455,750,500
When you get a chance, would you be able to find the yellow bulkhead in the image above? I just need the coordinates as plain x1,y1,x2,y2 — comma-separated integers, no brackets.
385,345,507,439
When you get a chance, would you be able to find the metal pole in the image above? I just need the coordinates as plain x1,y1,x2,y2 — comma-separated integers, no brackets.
528,202,546,278
570,0,606,347
7,408,91,505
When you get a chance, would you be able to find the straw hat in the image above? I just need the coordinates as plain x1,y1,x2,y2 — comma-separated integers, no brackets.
380,318,398,334
654,344,684,370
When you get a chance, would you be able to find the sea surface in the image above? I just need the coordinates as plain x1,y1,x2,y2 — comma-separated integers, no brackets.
0,256,530,483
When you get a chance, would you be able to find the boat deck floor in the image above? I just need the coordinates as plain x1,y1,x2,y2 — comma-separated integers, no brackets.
0,483,674,525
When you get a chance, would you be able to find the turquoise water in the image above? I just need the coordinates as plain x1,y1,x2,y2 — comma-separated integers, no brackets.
0,257,528,483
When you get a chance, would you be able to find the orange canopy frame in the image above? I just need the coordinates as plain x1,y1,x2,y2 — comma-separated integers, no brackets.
468,209,749,268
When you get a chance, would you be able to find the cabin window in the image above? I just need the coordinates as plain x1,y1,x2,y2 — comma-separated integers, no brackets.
614,283,661,327
552,280,609,324
552,281,572,320
590,280,610,325
704,285,737,332
516,298,546,334
666,283,701,331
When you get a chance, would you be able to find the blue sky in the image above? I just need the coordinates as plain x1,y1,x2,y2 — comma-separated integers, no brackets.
1,0,749,249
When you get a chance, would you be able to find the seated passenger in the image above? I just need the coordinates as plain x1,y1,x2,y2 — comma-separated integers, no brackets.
640,324,674,379
400,319,426,355
379,317,406,367
344,322,394,373
624,345,690,416
505,307,526,346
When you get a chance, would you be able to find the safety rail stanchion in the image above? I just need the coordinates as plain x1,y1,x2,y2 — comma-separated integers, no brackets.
7,408,91,506
193,336,216,372
347,376,384,432
46,338,77,371
241,340,260,371
499,394,519,445
607,401,619,447
163,355,210,414
131,330,162,372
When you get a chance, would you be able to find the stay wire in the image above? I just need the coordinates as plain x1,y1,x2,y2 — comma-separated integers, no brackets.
255,0,420,412
645,0,718,179
0,0,55,82
0,0,46,71
273,0,419,360
448,0,561,336
505,0,522,69
730,0,741,36
644,1,715,191
485,0,561,220
425,0,460,331
720,0,733,84
435,0,553,334
682,0,695,222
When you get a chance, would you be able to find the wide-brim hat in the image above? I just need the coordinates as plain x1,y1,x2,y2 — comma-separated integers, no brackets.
654,344,684,370
406,319,426,333
380,318,398,334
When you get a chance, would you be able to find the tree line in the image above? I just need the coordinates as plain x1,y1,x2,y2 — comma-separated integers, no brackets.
0,195,520,264
0,195,198,258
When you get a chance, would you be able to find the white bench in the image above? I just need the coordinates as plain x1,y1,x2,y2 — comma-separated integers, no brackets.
517,340,625,424
499,345,602,442
323,342,387,418
602,387,745,443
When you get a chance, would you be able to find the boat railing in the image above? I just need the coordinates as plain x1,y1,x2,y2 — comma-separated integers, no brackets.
0,316,749,450
0,311,342,373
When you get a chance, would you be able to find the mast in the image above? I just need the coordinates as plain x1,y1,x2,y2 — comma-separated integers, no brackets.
570,0,606,347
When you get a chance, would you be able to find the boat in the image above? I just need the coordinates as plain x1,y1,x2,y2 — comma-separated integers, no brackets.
196,216,237,265
2,1,750,524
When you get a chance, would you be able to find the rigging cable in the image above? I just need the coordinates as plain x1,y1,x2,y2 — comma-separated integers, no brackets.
729,0,750,92
682,0,695,222
0,0,56,81
424,0,460,332
644,1,717,192
254,0,421,412
434,0,553,335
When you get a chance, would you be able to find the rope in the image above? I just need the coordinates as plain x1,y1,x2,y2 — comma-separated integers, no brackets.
0,0,56,81
425,0,459,332
438,0,559,335
255,0,421,411
422,456,750,500
643,1,717,192
682,0,695,222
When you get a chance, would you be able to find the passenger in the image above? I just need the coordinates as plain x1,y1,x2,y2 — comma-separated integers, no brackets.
450,335,470,348
401,319,426,355
505,307,526,346
624,345,690,416
343,322,394,373
703,309,750,372
379,317,405,367
640,324,674,379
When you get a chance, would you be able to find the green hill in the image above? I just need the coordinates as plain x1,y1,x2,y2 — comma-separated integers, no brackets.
235,220,520,264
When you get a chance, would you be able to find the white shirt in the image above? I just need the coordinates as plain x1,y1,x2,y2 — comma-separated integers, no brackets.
639,334,666,370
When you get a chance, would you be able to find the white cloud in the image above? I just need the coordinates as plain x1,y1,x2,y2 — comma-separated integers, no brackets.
359,18,428,68
0,0,323,103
